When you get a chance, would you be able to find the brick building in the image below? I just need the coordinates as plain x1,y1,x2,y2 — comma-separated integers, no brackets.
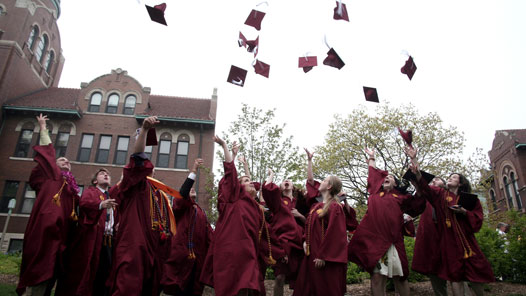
0,1,217,252
486,129,526,215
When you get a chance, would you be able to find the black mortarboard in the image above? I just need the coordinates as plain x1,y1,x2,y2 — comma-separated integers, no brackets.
402,169,435,184
363,86,379,103
244,9,265,31
323,48,345,69
458,192,478,211
145,3,167,26
298,56,318,73
401,56,417,80
254,60,270,78
333,1,349,22
227,65,248,87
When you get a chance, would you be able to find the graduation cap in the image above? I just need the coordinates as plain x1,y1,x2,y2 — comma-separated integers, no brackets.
246,36,259,56
135,128,158,146
323,48,345,69
227,65,247,87
457,192,479,211
333,1,349,22
238,32,248,47
363,86,379,103
298,56,318,73
398,128,413,148
244,9,265,31
253,59,270,78
402,169,435,184
145,3,167,26
401,56,417,80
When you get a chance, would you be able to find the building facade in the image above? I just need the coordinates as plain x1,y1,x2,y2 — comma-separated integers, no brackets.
0,1,217,253
487,129,526,215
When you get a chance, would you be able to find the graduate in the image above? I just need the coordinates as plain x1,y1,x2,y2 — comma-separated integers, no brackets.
292,156,348,295
348,148,425,296
200,136,265,296
55,168,117,296
406,147,494,296
17,114,80,296
108,116,177,296
162,158,213,296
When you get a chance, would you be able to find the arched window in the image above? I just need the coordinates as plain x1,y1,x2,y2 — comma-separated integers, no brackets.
175,134,189,169
44,50,54,73
503,176,514,210
27,25,39,50
89,92,102,112
157,133,172,168
106,93,119,114
55,124,71,158
14,128,34,158
489,189,497,210
510,172,522,210
123,95,136,115
35,34,49,64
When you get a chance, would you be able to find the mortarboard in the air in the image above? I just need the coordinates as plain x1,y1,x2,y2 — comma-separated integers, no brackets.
246,36,259,56
238,32,248,48
145,3,167,26
363,86,379,103
457,192,479,211
227,65,248,87
298,56,318,73
401,56,417,80
402,169,435,184
253,60,270,78
323,48,345,69
333,1,349,22
398,128,413,148
146,128,158,146
244,9,265,31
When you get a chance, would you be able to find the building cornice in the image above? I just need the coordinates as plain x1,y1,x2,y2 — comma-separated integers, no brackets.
3,106,81,118
135,115,215,126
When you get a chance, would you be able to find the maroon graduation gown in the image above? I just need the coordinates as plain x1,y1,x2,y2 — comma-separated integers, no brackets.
411,200,441,275
199,161,264,296
17,144,77,295
108,155,172,296
293,202,348,296
162,195,212,295
416,179,495,282
348,166,424,279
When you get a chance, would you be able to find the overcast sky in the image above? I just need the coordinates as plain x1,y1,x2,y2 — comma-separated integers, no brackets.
57,0,526,162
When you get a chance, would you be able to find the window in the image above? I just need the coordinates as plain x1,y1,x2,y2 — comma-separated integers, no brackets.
35,34,48,64
14,129,33,157
55,132,70,158
8,239,23,254
175,135,189,169
44,50,54,73
106,93,119,114
96,135,112,163
114,136,129,165
489,189,497,210
510,172,522,210
78,134,94,162
123,95,136,115
20,184,36,214
1,181,19,213
27,25,39,50
503,176,514,210
157,140,171,168
78,185,84,197
144,145,153,160
89,92,102,112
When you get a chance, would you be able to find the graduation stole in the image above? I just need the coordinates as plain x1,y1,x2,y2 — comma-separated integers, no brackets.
445,193,475,259
146,177,179,237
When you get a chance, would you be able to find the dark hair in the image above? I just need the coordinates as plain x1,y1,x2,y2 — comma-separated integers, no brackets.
91,168,110,185
382,174,410,194
450,173,472,193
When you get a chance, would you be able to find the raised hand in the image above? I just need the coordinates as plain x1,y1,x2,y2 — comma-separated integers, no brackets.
404,146,418,159
36,113,48,129
231,141,240,157
192,158,204,173
304,148,314,160
364,147,375,159
238,155,246,164
213,135,225,146
142,116,160,130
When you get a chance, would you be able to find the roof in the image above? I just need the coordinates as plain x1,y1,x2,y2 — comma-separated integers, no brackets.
140,95,214,122
3,87,80,111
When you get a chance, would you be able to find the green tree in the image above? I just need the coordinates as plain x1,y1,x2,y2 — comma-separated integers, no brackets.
218,103,304,184
313,103,486,205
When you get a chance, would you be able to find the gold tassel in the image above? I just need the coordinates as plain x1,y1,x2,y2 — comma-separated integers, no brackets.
188,251,196,259
267,256,277,265
306,246,310,257
109,236,112,248
70,209,78,221
52,193,61,207
446,219,451,228
463,250,469,259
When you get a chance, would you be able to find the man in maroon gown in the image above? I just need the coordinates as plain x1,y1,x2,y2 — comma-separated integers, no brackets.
17,114,79,296
162,159,213,296
55,168,118,296
200,137,264,296
108,116,177,296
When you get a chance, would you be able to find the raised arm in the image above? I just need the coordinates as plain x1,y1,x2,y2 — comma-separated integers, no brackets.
134,116,159,154
238,155,251,180
36,113,52,145
364,147,376,168
304,148,315,185
215,136,233,163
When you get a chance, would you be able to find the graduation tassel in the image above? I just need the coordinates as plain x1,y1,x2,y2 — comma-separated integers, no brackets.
70,197,78,221
52,180,67,207
446,218,451,228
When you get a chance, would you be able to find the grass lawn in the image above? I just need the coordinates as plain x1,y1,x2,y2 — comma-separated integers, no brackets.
0,283,17,295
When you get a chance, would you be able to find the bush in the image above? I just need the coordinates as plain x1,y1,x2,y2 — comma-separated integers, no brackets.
404,237,429,283
346,262,369,284
0,253,21,275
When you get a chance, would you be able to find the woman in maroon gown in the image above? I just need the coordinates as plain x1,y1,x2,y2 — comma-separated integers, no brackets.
407,147,494,296
348,148,424,296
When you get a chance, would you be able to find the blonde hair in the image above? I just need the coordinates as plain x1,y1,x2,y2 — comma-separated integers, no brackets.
319,175,342,218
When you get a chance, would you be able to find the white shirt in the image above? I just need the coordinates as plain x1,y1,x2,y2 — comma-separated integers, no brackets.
97,186,114,236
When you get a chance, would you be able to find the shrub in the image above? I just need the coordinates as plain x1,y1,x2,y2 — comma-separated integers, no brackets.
0,252,21,275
